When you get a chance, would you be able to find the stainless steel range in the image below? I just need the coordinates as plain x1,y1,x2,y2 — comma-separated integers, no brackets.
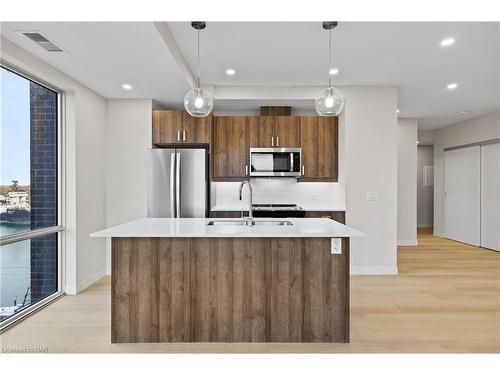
252,203,305,218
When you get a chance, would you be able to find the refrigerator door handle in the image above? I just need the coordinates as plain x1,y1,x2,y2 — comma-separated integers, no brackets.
176,151,181,217
170,152,176,217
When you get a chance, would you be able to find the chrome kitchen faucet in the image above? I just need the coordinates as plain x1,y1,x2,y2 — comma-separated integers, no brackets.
238,180,254,226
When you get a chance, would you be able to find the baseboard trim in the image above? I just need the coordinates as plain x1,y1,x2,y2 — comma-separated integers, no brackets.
65,283,77,295
76,267,107,294
397,240,418,246
351,266,398,275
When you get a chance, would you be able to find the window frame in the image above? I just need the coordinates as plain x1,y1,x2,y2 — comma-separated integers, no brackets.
0,60,65,331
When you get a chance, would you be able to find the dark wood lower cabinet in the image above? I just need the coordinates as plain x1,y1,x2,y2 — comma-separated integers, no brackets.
112,237,349,343
305,211,345,224
210,211,245,218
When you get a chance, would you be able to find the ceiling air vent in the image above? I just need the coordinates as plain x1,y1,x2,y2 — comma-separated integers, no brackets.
22,32,63,52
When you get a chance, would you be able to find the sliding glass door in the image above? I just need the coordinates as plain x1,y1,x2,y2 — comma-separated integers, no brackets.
0,65,63,328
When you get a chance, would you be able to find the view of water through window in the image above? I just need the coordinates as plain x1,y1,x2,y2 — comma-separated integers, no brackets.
0,66,58,322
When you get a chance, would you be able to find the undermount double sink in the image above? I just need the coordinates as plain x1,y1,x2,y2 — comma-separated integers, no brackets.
207,219,293,227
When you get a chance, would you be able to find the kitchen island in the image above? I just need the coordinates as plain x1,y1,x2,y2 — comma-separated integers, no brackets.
91,218,363,343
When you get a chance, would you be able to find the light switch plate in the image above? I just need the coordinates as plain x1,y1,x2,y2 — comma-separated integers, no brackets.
331,238,342,254
366,190,381,201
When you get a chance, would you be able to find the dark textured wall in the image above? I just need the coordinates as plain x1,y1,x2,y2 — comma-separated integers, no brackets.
29,82,58,303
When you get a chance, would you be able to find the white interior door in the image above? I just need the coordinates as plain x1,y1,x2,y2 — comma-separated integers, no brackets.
481,143,500,251
444,146,481,246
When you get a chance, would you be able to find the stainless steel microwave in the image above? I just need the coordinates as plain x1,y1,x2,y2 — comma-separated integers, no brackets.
249,148,302,177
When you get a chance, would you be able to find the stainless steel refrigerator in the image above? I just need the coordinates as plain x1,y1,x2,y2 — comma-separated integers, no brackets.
148,148,209,218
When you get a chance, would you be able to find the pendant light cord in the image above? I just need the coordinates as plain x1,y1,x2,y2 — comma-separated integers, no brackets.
197,28,201,88
328,28,332,87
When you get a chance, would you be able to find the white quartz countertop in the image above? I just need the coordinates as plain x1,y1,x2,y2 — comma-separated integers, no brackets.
90,218,364,238
210,205,346,212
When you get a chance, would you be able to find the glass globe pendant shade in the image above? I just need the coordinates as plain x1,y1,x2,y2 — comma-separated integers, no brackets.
314,87,345,116
184,87,213,117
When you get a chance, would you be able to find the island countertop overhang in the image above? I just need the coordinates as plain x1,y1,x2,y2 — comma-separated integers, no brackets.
90,218,364,238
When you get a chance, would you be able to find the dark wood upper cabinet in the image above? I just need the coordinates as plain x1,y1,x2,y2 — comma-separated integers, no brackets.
274,116,300,147
213,116,255,181
250,116,275,147
300,116,338,181
153,111,337,183
182,112,212,144
260,106,292,116
249,116,300,148
152,110,182,144
152,110,211,145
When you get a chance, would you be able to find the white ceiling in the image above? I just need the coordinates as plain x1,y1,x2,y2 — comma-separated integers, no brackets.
2,21,499,129
0,22,191,107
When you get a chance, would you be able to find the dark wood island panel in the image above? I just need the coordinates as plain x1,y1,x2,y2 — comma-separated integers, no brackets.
111,237,349,343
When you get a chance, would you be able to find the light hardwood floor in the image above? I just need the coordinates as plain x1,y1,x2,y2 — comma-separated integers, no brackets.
1,230,499,353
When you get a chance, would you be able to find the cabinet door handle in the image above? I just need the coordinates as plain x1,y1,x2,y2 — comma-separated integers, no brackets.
271,136,274,147
245,165,248,176
177,130,180,142
302,165,305,176
276,137,279,146
183,130,186,141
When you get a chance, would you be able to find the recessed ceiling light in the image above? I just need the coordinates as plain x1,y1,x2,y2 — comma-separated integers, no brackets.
329,67,339,75
417,140,420,145
459,110,469,115
396,109,400,113
447,83,458,90
122,83,133,90
225,68,236,76
441,38,455,47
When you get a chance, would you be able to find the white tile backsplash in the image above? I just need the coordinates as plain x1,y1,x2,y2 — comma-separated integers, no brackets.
211,178,345,211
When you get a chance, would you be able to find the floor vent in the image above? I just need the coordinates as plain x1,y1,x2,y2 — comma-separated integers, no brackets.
22,32,63,52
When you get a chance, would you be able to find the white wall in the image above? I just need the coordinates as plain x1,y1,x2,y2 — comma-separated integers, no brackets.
418,129,434,146
1,37,108,294
417,145,434,228
433,110,500,236
397,118,418,246
105,99,152,274
343,87,399,274
74,90,107,291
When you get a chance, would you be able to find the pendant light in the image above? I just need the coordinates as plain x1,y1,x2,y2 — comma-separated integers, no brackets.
314,21,345,116
184,21,213,117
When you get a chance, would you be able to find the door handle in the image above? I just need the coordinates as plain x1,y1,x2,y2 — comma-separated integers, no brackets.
183,130,186,142
170,152,176,217
276,137,279,146
271,137,274,147
177,130,180,142
302,165,305,176
245,165,248,176
176,151,181,217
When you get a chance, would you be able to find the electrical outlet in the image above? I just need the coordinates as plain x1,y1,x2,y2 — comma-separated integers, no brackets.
331,238,342,254
311,194,318,202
